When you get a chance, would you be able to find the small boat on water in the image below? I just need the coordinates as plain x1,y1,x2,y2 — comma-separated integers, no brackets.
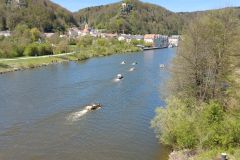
85,103,102,111
132,62,138,65
160,64,165,68
116,74,124,80
129,67,135,72
121,61,126,64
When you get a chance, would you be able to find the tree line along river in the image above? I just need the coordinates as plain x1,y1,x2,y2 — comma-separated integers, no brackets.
0,48,175,160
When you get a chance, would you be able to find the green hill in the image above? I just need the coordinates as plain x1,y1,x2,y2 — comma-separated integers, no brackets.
0,0,78,32
74,0,184,35
0,0,239,35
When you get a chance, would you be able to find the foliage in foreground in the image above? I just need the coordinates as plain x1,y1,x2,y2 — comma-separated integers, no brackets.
151,97,240,149
151,9,240,158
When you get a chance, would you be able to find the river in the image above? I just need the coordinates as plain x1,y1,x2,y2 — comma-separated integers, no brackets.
0,48,175,160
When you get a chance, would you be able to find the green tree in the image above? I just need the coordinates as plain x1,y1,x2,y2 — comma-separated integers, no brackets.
152,9,240,152
30,28,41,42
169,10,240,103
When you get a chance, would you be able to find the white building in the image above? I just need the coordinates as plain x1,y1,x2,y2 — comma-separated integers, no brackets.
168,35,180,47
144,34,168,48
0,30,11,37
68,27,81,38
118,34,144,43
44,32,55,38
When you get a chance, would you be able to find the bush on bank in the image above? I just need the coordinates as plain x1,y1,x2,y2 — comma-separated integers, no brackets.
24,43,53,56
151,97,240,150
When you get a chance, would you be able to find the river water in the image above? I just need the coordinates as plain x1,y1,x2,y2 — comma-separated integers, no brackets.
0,48,175,160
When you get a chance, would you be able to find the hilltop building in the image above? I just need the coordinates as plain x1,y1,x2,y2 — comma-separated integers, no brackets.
68,27,81,38
122,2,127,9
121,1,133,15
6,0,27,8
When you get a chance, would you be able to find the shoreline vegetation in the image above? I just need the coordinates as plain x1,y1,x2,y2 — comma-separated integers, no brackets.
151,9,240,160
0,28,140,74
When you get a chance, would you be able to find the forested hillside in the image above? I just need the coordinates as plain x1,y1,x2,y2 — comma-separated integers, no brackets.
0,0,77,32
74,0,184,35
0,0,239,35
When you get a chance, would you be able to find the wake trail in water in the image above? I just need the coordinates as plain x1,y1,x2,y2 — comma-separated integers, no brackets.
66,109,89,122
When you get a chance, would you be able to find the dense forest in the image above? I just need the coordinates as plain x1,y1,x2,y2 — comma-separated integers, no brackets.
0,0,240,35
75,0,240,35
0,0,77,32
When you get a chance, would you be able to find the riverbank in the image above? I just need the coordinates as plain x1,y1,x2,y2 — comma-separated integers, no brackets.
169,148,240,160
0,47,140,74
167,69,240,160
0,36,141,74
0,54,78,74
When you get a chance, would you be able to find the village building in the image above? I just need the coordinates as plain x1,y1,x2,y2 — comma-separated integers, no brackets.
102,33,118,39
68,23,95,38
134,35,144,41
144,34,168,48
160,35,169,48
118,34,128,41
44,32,55,38
168,35,180,47
80,23,91,36
68,27,81,38
0,30,11,37
60,34,67,38
118,34,144,42
144,34,157,46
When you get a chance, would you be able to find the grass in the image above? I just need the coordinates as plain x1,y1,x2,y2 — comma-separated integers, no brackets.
0,55,78,73
0,42,140,73
0,36,142,73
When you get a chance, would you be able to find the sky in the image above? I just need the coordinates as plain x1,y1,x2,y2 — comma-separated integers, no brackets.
51,0,240,12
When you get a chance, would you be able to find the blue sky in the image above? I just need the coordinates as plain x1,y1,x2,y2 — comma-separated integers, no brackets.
52,0,240,12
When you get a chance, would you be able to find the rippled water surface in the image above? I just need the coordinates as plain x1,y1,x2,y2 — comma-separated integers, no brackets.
0,48,175,160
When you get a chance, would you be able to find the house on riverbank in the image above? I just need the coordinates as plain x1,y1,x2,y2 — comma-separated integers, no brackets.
118,34,144,42
144,34,168,48
169,35,180,47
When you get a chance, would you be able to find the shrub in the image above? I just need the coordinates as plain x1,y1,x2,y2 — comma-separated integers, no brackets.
68,38,77,45
38,43,53,56
24,43,39,56
54,40,69,54
77,36,94,48
152,98,240,150
24,43,53,56
151,97,198,149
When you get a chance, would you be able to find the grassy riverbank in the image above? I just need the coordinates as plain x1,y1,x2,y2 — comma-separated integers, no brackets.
0,37,140,74
0,55,77,73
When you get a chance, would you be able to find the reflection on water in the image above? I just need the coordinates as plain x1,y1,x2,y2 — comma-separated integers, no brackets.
0,48,175,160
